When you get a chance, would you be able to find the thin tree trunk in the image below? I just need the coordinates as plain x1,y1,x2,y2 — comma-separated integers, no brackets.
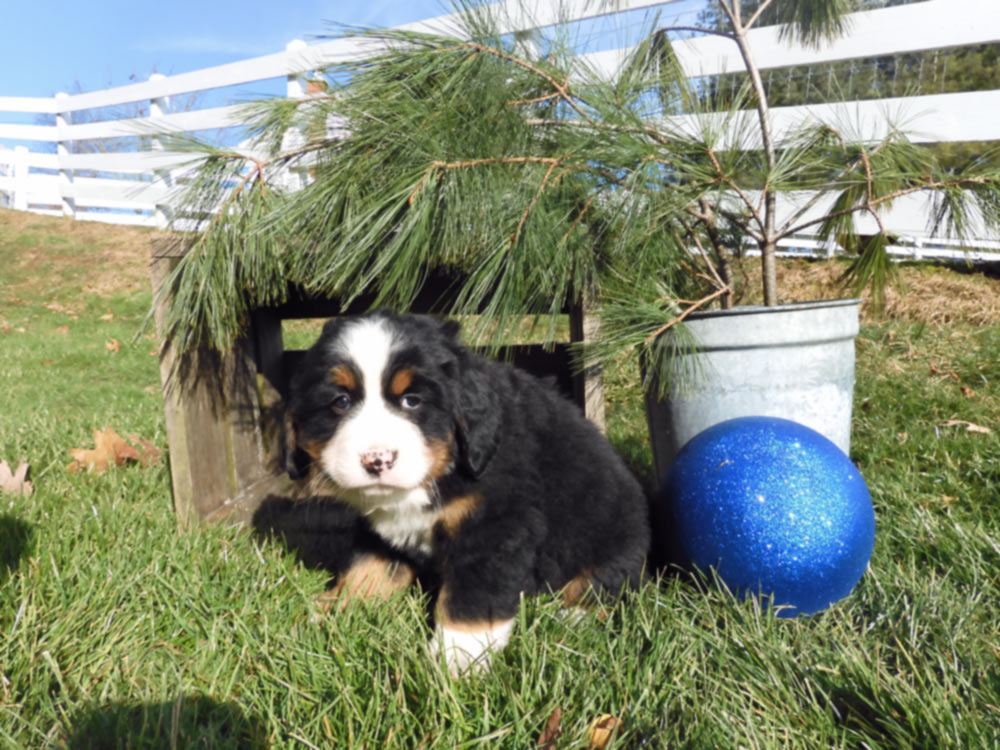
761,239,778,305
726,3,780,305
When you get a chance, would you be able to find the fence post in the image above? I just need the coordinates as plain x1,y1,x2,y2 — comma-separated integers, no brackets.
285,39,308,98
54,92,76,218
281,39,311,190
149,72,173,229
13,146,29,211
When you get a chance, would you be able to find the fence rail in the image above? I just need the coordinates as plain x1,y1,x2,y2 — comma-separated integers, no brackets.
2,0,999,260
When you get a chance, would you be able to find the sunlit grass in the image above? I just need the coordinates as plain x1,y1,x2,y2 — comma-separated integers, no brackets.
1,213,999,747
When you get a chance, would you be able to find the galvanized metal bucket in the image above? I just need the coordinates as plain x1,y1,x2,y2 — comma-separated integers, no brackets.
644,298,861,480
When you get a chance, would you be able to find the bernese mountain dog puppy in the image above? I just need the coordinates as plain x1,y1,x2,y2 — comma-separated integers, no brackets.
284,310,649,675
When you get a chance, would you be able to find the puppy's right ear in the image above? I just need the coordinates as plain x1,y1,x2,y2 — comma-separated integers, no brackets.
283,412,312,480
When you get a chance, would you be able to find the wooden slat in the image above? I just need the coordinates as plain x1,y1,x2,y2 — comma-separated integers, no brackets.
150,236,273,527
581,0,999,78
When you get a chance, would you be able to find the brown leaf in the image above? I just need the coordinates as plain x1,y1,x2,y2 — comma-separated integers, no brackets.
587,715,623,750
929,364,960,381
127,434,162,468
105,338,121,352
960,386,976,399
55,326,70,335
67,427,144,474
0,460,33,497
941,420,992,435
536,708,562,749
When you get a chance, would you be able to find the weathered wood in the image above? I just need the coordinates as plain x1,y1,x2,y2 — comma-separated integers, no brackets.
151,237,270,528
570,297,606,432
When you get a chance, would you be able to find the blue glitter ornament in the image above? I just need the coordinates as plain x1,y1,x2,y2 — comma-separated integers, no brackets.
658,416,875,616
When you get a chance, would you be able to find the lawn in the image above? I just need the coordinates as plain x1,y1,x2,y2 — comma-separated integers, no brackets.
1,208,999,748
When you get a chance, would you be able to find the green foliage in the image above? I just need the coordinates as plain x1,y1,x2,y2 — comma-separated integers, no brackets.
158,0,1000,386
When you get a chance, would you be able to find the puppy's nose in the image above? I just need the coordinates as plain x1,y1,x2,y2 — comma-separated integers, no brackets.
360,449,398,476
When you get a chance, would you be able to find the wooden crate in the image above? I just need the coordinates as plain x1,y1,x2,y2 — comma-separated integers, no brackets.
150,237,605,528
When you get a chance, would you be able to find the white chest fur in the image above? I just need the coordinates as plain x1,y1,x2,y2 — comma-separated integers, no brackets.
354,486,437,556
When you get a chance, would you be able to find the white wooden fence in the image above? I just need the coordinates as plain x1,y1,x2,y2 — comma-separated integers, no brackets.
1,0,999,259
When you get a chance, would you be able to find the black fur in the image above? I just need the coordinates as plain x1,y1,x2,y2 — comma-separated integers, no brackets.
286,311,649,630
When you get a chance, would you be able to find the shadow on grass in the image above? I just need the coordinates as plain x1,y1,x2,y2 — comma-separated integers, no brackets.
251,494,365,577
61,695,267,750
251,494,435,597
0,514,34,579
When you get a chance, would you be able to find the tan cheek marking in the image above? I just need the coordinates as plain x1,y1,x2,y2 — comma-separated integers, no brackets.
435,586,510,633
560,570,594,608
329,364,357,391
425,436,455,481
434,493,481,537
389,368,414,397
300,440,325,460
316,555,416,613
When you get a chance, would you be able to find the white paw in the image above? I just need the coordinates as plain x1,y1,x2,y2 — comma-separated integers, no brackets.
430,620,514,677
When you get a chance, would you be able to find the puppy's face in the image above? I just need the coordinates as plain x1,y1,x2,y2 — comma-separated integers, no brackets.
287,315,459,503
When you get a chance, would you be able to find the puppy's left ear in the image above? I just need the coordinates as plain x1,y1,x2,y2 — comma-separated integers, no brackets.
283,412,312,480
455,367,502,477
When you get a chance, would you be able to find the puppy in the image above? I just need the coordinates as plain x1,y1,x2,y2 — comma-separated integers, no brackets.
285,311,649,674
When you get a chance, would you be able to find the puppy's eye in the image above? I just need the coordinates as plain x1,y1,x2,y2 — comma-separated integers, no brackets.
332,394,352,413
400,393,422,410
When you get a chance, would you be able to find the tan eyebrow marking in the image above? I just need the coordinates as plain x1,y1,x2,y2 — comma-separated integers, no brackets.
389,368,414,397
329,364,357,391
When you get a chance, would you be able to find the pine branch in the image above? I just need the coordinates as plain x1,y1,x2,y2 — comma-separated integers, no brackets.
447,41,597,125
642,285,732,346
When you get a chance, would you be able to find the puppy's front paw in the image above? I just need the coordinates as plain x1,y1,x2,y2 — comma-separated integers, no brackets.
430,620,514,677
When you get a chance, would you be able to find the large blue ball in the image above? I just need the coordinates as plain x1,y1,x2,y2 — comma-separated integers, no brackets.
659,416,875,616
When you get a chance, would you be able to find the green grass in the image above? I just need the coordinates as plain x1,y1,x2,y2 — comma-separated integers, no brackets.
2,214,1000,748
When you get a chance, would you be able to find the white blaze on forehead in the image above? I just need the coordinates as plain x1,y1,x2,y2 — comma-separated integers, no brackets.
335,316,396,394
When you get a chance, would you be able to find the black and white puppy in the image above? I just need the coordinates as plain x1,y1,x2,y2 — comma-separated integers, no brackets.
285,310,649,674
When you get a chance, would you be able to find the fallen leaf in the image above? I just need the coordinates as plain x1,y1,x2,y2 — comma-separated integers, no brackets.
105,338,121,352
587,715,622,750
0,460,33,497
941,420,991,435
536,708,562,749
929,364,960,381
960,386,976,399
67,427,157,474
100,312,114,322
55,326,70,335
127,434,162,468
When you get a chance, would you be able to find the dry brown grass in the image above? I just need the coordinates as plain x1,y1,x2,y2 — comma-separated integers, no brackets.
739,257,1000,326
0,208,159,300
3,208,997,326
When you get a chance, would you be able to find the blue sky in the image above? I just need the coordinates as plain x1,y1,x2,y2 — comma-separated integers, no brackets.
0,1,457,99
0,1,706,101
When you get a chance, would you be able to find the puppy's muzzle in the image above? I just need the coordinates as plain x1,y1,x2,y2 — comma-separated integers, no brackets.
360,449,398,476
